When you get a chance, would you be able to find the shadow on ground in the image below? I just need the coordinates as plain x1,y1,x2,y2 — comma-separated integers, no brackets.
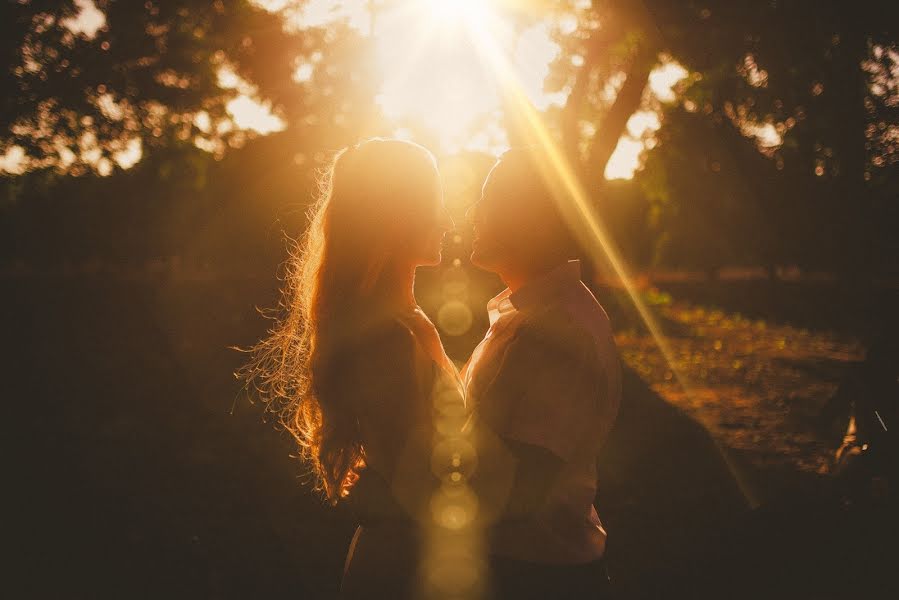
6,276,895,598
598,364,750,598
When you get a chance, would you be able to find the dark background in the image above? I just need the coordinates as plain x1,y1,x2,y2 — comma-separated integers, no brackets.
3,1,898,598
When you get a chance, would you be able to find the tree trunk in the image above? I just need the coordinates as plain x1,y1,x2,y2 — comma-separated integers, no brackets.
583,44,655,190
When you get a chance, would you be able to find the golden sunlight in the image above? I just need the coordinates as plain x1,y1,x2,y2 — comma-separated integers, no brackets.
226,96,286,135
467,26,756,505
421,0,491,24
372,0,575,154
0,145,27,175
251,0,690,179
113,137,143,169
374,1,686,178
217,66,286,136
605,63,689,180
649,61,689,103
605,137,649,181
374,0,509,153
62,0,106,39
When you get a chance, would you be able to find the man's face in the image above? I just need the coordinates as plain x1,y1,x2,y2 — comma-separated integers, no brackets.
466,160,536,275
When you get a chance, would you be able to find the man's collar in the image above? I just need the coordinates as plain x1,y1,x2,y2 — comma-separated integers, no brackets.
486,288,513,326
486,260,582,325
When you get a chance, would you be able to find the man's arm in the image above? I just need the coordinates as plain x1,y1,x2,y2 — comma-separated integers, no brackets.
498,437,565,519
481,322,601,521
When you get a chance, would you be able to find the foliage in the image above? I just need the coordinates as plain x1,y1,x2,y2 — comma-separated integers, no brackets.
1,0,896,274
1,1,376,173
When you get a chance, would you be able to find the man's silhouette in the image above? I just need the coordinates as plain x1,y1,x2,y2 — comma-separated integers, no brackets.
463,148,622,599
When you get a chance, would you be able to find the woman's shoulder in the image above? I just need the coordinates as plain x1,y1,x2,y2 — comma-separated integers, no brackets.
340,316,436,415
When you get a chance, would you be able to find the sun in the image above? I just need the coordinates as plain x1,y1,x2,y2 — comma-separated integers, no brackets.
373,0,504,152
420,0,492,26
245,0,690,181
372,0,566,154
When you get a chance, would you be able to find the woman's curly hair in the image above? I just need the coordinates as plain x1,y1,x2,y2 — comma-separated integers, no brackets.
233,138,438,504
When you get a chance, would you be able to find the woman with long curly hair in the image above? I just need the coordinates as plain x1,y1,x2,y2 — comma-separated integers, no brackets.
236,138,460,598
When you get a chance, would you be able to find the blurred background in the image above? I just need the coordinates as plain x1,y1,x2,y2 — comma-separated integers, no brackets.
2,1,897,598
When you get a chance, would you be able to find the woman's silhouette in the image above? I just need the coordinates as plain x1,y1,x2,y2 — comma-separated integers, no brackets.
238,138,459,598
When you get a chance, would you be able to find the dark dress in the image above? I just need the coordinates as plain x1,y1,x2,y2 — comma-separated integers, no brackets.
336,313,463,600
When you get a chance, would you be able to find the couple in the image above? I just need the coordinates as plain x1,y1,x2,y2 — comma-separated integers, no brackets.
245,138,622,599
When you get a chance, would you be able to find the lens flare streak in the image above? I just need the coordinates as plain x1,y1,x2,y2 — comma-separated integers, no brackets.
465,14,758,508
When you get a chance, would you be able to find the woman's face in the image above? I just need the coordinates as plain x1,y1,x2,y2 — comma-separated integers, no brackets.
403,163,454,267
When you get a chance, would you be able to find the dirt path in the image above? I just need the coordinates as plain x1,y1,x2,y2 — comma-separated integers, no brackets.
616,297,864,479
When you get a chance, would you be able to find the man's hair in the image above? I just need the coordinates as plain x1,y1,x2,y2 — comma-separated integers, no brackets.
492,146,581,258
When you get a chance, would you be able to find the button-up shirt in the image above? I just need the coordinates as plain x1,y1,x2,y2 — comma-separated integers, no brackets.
462,259,622,564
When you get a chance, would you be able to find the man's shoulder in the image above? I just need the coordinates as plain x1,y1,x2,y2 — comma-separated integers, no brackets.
521,285,612,345
570,281,614,326
513,308,596,367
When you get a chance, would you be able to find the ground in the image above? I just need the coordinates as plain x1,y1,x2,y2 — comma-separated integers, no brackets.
5,273,889,598
616,292,864,477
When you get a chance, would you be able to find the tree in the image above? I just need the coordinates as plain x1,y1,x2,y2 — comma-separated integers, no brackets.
1,0,379,175
538,0,896,271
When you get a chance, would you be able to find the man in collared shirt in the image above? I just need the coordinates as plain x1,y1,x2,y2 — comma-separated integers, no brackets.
463,148,622,599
